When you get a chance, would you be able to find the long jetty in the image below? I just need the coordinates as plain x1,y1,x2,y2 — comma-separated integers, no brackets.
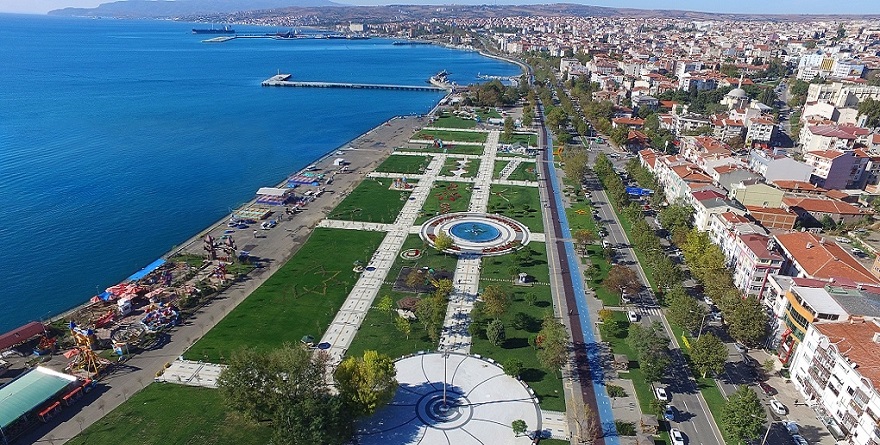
261,74,449,92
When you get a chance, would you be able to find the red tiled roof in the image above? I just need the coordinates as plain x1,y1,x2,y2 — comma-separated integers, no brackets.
807,126,859,140
782,196,864,215
612,117,645,126
807,150,846,159
745,205,792,215
772,180,826,193
721,212,751,223
824,190,849,200
739,233,782,260
692,190,726,201
813,320,880,390
773,232,880,284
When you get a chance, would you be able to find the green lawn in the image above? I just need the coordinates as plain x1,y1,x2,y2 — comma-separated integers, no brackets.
68,384,271,445
442,156,480,178
472,244,565,411
414,129,488,143
374,154,431,175
476,109,502,119
397,145,485,156
507,162,538,181
185,228,385,362
493,159,508,179
415,181,473,224
499,132,538,147
487,185,544,232
328,178,414,224
698,377,736,444
432,114,477,129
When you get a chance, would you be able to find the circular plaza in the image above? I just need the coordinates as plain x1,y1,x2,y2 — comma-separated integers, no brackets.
355,352,541,444
420,212,530,256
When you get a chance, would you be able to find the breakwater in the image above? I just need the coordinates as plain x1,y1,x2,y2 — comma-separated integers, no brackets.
261,74,449,92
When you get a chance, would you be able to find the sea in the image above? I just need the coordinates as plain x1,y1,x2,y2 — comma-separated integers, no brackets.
0,14,520,333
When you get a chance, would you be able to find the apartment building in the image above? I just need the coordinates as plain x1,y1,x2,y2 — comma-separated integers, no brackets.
748,150,814,183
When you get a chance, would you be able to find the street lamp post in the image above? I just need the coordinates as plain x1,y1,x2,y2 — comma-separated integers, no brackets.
697,312,709,340
442,348,451,409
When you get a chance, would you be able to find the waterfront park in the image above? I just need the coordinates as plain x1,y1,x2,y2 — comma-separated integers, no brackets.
63,112,576,445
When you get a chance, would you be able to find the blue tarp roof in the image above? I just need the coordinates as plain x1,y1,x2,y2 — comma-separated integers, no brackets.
126,258,166,282
625,186,653,196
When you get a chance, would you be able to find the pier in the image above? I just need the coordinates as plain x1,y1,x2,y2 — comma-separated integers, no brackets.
261,74,450,92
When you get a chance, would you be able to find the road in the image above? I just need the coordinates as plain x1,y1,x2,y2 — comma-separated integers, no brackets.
585,145,725,445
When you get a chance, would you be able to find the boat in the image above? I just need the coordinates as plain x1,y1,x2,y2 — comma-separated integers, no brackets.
392,40,432,46
429,70,454,89
192,25,235,34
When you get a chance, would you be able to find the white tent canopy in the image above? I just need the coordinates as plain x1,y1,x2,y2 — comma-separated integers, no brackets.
256,187,290,197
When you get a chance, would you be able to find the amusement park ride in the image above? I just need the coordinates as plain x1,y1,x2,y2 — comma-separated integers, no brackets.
64,322,111,378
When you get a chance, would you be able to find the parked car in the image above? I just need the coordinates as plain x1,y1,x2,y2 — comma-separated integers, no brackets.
704,296,714,307
851,248,866,257
734,342,748,354
791,434,809,445
771,399,788,415
759,382,777,396
835,237,851,243
654,387,670,402
664,405,675,421
628,311,639,323
0,359,10,376
670,428,686,445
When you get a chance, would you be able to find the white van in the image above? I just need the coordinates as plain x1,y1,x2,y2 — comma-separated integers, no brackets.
0,359,10,376
602,240,611,249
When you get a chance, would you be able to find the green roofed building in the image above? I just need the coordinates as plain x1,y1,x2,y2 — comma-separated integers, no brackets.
0,366,79,444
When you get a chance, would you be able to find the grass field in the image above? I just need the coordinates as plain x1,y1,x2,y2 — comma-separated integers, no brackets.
432,115,477,129
442,156,480,178
397,145,485,156
415,181,473,224
185,228,385,362
413,129,488,143
68,384,271,445
507,162,538,181
487,185,544,232
374,154,431,175
472,243,565,411
565,203,618,307
499,132,538,147
328,178,413,224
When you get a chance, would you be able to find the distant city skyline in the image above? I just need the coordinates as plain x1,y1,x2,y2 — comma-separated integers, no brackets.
2,0,879,16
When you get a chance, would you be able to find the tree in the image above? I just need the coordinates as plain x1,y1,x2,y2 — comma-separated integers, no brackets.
487,319,507,346
377,295,394,319
573,229,597,255
394,316,411,340
569,401,601,444
658,202,694,235
433,233,454,253
689,333,728,377
605,265,641,297
537,315,570,378
721,386,766,443
511,419,528,437
503,116,515,140
335,350,398,417
218,345,353,444
563,148,590,184
666,285,707,334
505,358,524,378
481,285,510,319
726,296,768,346
627,323,671,384
405,268,428,289
652,257,682,292
525,292,537,306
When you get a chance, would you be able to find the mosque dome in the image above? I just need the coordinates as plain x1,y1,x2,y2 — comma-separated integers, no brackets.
727,88,748,99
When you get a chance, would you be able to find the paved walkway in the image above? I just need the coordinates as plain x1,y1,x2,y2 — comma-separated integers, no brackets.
319,154,448,364
437,132,501,353
498,158,523,180
155,359,226,388
317,219,396,232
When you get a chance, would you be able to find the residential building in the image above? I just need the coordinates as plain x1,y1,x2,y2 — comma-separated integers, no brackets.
790,320,880,444
691,190,747,231
803,149,860,190
732,233,784,298
782,196,868,226
748,150,814,183
745,206,798,230
773,232,879,285
730,182,785,208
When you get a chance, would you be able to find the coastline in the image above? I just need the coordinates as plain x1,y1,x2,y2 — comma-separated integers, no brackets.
39,106,443,331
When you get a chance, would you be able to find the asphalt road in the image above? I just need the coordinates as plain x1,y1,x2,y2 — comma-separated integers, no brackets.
585,146,726,445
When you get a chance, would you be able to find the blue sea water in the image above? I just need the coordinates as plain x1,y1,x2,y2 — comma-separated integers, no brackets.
0,14,520,332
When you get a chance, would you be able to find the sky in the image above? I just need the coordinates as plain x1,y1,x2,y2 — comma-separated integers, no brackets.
2,0,879,16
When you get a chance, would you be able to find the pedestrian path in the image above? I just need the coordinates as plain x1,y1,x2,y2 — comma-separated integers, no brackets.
320,154,447,364
540,410,571,440
155,359,226,388
493,178,539,187
317,220,396,232
438,131,501,352
368,171,425,180
498,158,522,180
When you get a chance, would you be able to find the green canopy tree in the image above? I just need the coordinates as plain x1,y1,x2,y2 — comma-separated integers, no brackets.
606,265,642,297
726,296,769,347
434,233,454,253
487,319,507,346
537,315,570,378
335,350,398,417
666,285,707,334
218,345,353,444
481,285,510,319
573,229,597,255
689,333,728,377
721,386,766,443
627,323,671,384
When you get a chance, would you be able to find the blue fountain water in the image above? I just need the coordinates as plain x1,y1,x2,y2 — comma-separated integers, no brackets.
449,222,501,243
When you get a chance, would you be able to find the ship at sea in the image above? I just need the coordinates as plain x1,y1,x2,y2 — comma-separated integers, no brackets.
192,25,235,34
428,70,454,89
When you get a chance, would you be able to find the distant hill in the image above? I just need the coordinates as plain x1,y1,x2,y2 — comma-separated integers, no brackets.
48,0,341,18
48,1,880,21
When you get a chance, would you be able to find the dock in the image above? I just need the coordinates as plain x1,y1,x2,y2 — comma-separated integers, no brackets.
261,74,449,92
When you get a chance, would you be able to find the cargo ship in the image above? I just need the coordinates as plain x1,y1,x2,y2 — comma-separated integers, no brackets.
192,25,235,34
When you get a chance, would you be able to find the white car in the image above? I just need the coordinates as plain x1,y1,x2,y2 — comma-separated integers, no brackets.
835,237,851,243
654,387,669,402
771,399,788,415
628,311,639,323
670,428,686,445
703,296,714,306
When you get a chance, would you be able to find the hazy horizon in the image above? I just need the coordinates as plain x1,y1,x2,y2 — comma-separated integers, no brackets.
2,0,879,17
